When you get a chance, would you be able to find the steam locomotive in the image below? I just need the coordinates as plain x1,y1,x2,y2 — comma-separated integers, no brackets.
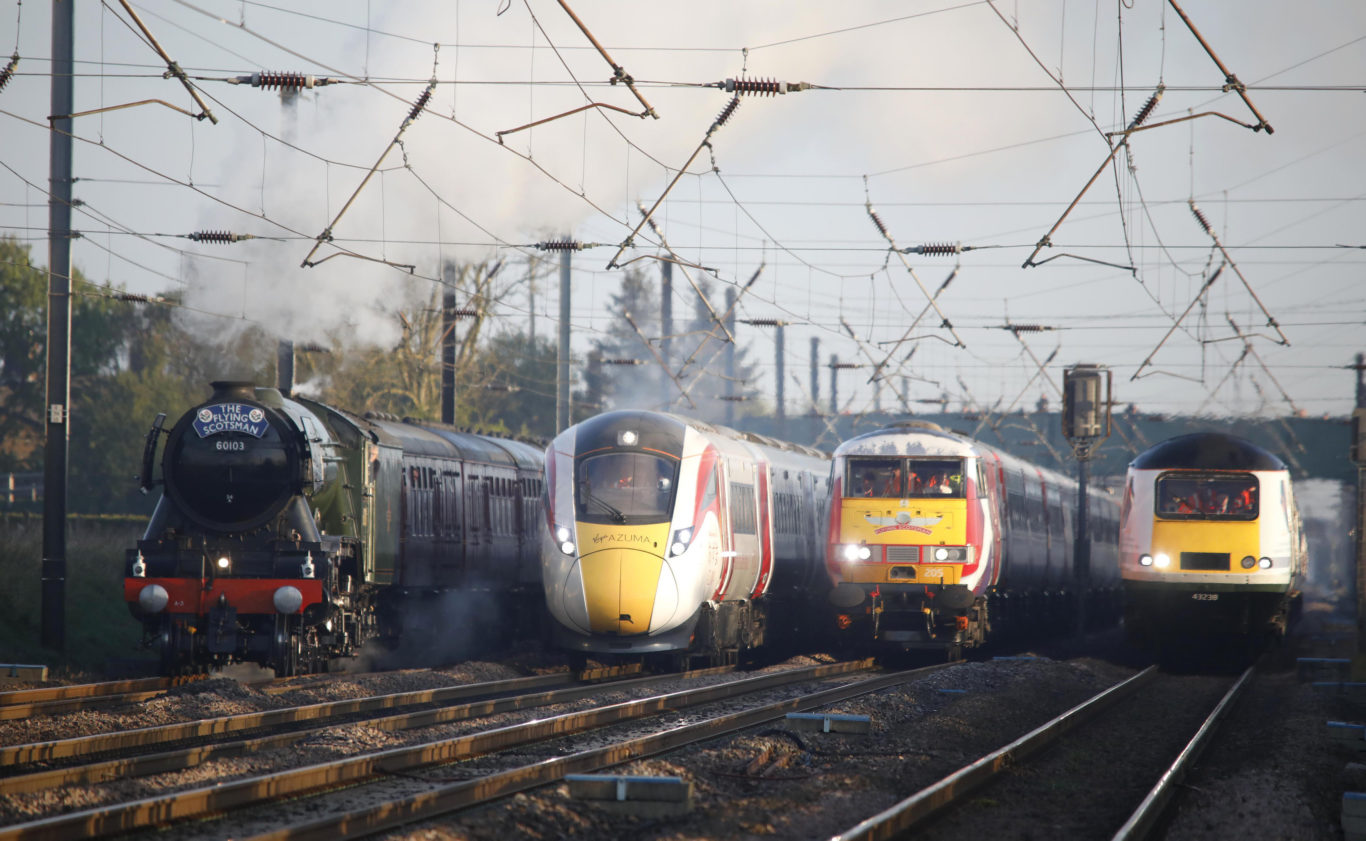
125,381,544,675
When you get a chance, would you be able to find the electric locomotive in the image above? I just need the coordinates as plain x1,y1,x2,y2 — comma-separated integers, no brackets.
1119,432,1304,648
126,381,544,675
826,421,1121,656
540,410,829,665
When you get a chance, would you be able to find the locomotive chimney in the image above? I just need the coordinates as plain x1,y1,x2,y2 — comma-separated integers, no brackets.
277,340,295,398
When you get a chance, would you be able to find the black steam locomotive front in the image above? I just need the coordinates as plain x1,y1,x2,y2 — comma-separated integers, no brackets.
160,381,305,531
126,381,340,675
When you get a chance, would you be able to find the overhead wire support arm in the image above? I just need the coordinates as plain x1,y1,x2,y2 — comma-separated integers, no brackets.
1188,200,1289,346
1166,0,1274,134
1225,316,1301,415
1131,262,1224,381
607,97,740,270
635,203,735,344
301,78,437,269
555,0,658,119
623,311,696,410
866,193,966,349
116,0,217,123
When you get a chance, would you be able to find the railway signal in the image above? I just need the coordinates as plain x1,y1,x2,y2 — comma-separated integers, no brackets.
1063,364,1113,638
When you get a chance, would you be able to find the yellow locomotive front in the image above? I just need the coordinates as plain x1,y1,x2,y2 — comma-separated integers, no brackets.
1120,432,1303,646
826,443,991,652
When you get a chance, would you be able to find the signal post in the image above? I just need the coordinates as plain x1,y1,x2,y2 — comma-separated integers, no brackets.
1062,364,1112,639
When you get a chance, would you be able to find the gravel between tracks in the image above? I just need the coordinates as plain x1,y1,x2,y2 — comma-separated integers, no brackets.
0,628,1351,840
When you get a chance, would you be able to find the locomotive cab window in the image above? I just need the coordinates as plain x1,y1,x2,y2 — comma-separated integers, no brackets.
906,459,964,498
576,452,678,524
847,458,903,497
1155,472,1258,521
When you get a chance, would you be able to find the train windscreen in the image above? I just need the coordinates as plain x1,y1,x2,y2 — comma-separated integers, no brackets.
1154,472,1258,521
846,457,965,498
576,452,678,524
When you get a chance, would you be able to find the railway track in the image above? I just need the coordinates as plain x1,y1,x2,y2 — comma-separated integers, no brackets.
831,664,1253,841
0,675,205,722
0,658,953,841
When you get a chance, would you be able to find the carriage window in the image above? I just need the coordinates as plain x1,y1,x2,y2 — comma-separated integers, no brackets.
1155,472,1258,521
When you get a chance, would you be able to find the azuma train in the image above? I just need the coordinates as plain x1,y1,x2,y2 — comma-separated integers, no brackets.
540,410,830,665
126,381,545,675
825,421,1121,657
1119,432,1304,649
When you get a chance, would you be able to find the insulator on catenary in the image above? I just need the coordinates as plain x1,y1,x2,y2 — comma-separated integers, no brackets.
1189,202,1214,235
713,95,741,129
1007,324,1054,333
536,239,586,252
232,72,337,90
719,77,812,96
0,54,18,95
904,243,965,256
116,292,164,304
407,86,434,123
866,203,890,238
1127,84,1164,130
189,230,254,244
742,318,786,327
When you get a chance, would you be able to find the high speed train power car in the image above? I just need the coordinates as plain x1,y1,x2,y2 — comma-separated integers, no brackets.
826,421,1121,657
126,381,545,675
540,410,830,665
1119,432,1305,650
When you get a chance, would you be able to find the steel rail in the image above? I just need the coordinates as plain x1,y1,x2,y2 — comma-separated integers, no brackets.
0,676,193,707
0,665,725,795
831,665,1160,841
1110,666,1254,841
0,672,576,767
0,689,175,722
244,660,955,841
0,660,883,841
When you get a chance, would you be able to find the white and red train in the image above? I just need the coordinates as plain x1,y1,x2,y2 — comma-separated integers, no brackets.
540,410,830,664
825,421,1121,656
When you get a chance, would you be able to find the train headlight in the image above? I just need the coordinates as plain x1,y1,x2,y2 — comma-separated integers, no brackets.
131,552,146,578
617,430,638,446
669,527,694,558
841,544,860,562
1139,554,1153,567
555,526,575,556
933,547,968,562
1153,553,1171,569
137,584,169,614
1240,555,1256,569
215,556,231,572
858,545,871,560
273,586,304,614
1258,557,1273,569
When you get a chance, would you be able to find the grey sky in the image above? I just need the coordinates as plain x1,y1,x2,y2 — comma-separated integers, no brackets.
1,1,1362,419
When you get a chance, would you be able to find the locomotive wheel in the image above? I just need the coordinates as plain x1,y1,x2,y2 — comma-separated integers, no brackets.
158,618,187,676
271,617,302,677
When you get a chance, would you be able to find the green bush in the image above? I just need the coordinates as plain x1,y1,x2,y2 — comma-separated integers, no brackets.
0,514,150,677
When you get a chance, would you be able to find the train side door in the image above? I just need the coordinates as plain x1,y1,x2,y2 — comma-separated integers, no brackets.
723,459,761,600
446,465,466,581
371,444,402,586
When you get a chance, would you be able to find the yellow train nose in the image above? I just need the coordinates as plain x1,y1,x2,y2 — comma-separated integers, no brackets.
579,547,664,635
